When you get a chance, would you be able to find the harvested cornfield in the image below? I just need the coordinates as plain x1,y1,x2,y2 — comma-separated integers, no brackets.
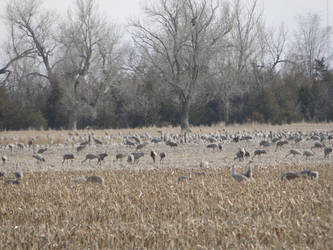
1,163,332,249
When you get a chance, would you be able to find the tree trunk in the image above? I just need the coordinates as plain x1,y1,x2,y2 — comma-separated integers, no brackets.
68,109,78,130
180,98,190,132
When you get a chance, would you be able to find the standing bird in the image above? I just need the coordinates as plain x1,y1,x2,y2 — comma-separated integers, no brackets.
82,153,99,164
150,151,157,163
275,140,288,152
97,153,108,165
159,152,166,163
324,147,332,159
231,165,249,182
2,155,7,164
234,148,246,161
136,142,148,151
242,161,253,179
311,142,325,150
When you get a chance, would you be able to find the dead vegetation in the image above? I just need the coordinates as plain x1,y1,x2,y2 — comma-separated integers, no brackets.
0,164,332,249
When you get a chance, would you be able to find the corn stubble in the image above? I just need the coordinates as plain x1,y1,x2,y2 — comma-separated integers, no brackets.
1,165,332,249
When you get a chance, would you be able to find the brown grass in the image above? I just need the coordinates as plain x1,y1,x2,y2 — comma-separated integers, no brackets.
1,164,332,249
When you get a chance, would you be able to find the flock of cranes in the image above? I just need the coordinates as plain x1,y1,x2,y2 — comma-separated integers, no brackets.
0,128,332,185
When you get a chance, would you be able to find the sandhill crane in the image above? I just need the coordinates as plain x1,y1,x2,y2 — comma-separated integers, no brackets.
86,175,104,185
281,171,301,180
275,140,288,151
0,171,4,177
231,165,249,182
97,153,108,165
17,143,24,150
130,152,145,164
252,149,266,159
218,144,223,151
177,176,191,183
324,147,332,158
150,151,157,163
303,150,314,159
259,140,270,147
116,153,126,161
82,153,99,164
8,144,15,152
4,179,20,185
32,154,45,163
311,142,325,150
299,170,319,179
77,144,86,152
62,154,75,165
294,137,302,144
234,148,246,161
93,137,103,145
159,152,166,163
242,161,253,179
136,142,148,150
28,138,34,147
166,140,178,148
2,155,7,164
37,148,48,154
285,149,301,158
207,143,218,150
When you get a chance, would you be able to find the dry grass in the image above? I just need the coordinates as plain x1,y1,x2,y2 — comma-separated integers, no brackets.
1,164,332,249
1,123,333,248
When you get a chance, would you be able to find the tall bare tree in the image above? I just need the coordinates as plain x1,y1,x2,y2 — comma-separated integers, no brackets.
57,0,122,129
131,0,228,131
289,14,332,79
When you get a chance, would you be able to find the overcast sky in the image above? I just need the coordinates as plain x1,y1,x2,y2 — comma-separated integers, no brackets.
0,0,332,42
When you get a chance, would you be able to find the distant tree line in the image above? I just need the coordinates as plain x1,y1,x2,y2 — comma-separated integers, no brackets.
0,0,332,130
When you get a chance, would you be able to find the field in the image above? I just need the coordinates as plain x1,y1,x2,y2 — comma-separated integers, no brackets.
1,123,333,249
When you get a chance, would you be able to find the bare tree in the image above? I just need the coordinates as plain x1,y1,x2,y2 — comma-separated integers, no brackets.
288,14,332,79
5,0,63,126
131,0,228,131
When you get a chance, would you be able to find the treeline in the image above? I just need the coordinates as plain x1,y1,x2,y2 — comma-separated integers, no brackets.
0,0,332,130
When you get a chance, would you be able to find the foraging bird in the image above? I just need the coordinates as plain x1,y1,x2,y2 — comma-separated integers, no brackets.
218,144,223,151
324,147,332,158
94,137,103,145
4,179,20,185
207,143,218,150
231,165,249,182
159,152,166,163
62,154,75,165
97,153,108,165
303,150,314,159
242,161,253,178
166,140,178,148
299,170,319,179
37,148,48,154
82,153,99,164
136,142,148,150
77,145,86,152
32,154,45,163
14,171,23,179
86,175,104,185
259,140,270,147
0,171,5,177
311,142,325,150
150,151,157,163
116,153,126,161
275,140,288,151
130,152,145,163
285,149,301,158
280,171,301,180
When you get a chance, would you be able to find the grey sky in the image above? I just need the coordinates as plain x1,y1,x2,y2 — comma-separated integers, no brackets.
0,0,332,42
